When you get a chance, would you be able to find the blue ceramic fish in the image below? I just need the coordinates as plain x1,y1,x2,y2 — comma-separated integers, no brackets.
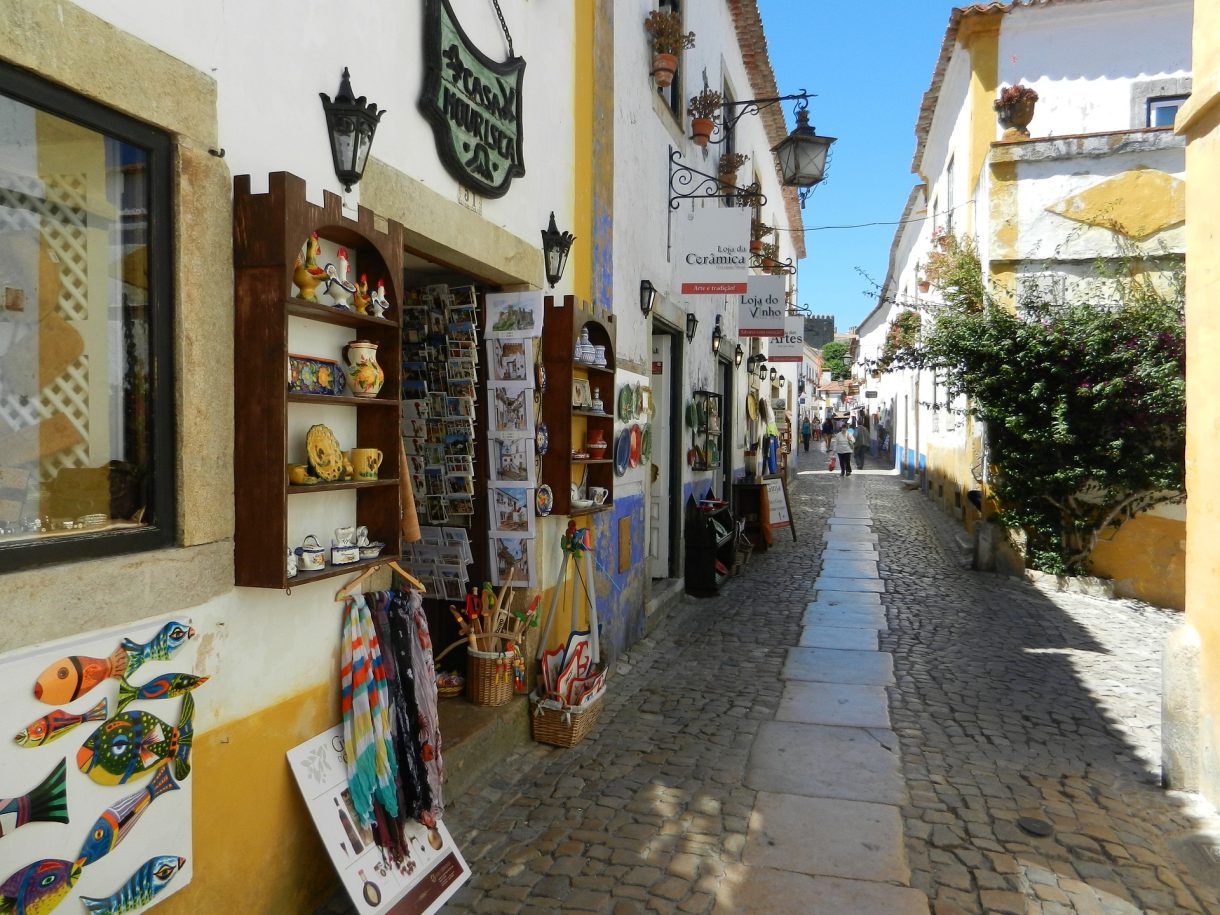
116,673,208,713
76,695,194,786
75,763,179,869
0,858,80,915
0,760,68,839
79,855,185,914
121,622,194,681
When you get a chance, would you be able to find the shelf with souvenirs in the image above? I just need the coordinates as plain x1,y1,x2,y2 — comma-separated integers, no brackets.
232,172,403,588
538,296,618,516
683,494,737,597
689,390,723,472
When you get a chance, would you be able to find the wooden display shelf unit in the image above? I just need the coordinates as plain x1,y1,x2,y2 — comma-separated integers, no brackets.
233,171,404,589
684,497,737,597
539,295,617,516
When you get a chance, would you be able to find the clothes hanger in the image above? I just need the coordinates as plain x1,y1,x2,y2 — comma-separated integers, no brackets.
334,561,426,602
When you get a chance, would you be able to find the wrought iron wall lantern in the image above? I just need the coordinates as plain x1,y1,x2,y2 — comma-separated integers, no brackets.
319,67,386,192
685,312,699,343
778,375,786,387
711,316,723,355
640,279,657,317
669,147,769,210
773,98,836,209
541,212,575,288
769,367,777,383
759,361,769,381
735,343,744,367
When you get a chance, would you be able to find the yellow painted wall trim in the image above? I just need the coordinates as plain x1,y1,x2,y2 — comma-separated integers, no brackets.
960,14,1001,232
573,2,594,303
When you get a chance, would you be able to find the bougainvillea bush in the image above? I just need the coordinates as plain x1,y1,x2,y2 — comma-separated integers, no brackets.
887,236,1185,573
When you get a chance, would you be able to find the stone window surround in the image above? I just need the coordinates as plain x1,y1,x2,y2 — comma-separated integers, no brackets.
1131,76,1192,129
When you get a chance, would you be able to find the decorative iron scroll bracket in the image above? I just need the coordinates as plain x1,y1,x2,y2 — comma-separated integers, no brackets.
706,90,815,145
669,148,768,211
750,251,796,276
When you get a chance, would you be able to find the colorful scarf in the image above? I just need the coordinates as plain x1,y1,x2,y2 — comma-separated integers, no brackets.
341,593,398,825
398,588,444,824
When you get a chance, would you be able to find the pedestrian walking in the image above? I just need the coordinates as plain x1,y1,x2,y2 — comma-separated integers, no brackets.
820,414,834,450
801,417,812,452
854,419,871,469
830,423,854,476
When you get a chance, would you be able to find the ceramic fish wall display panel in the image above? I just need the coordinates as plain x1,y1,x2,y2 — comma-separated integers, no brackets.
74,763,179,869
0,759,69,838
0,857,81,915
77,694,195,786
79,855,186,914
116,674,208,714
31,621,194,706
15,699,108,748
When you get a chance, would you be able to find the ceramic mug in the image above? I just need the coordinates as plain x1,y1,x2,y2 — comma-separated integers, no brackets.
287,463,313,485
589,486,609,505
351,447,383,481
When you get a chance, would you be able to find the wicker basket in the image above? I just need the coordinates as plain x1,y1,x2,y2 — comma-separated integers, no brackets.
530,692,604,747
466,647,516,706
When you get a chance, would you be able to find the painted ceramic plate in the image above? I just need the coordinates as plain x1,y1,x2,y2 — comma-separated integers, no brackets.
536,421,549,455
288,354,345,396
618,385,633,421
614,428,631,477
536,362,548,392
746,391,759,421
633,385,644,418
536,484,554,516
305,424,344,481
641,424,652,462
629,424,641,468
685,402,698,428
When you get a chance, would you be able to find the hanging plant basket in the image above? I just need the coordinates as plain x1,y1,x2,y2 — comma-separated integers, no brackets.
652,52,678,88
691,117,714,147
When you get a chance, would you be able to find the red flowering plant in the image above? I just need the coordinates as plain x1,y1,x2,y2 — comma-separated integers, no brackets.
994,85,1039,113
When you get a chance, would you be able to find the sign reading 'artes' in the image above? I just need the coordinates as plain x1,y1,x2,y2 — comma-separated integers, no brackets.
420,0,526,198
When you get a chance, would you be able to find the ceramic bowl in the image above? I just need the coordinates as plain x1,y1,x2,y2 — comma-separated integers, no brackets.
359,542,385,560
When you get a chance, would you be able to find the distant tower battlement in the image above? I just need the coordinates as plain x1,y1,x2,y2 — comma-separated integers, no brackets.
803,314,835,348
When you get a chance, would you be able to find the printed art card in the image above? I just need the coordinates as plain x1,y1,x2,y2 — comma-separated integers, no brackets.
442,527,474,564
447,378,476,402
446,358,476,383
489,382,534,438
490,338,533,384
402,399,429,420
449,284,478,310
489,486,535,536
484,290,544,340
487,436,536,486
489,533,537,588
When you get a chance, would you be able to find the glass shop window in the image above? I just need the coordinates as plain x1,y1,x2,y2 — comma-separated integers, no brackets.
1147,95,1188,129
657,0,684,122
0,63,175,571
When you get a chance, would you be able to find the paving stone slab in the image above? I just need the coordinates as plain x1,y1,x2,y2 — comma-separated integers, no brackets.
717,867,936,915
784,646,894,685
826,531,880,543
825,540,881,552
776,681,891,728
816,576,886,593
744,792,910,883
808,591,882,607
833,507,873,518
829,517,873,525
798,625,878,651
820,560,880,579
747,721,906,805
803,610,887,632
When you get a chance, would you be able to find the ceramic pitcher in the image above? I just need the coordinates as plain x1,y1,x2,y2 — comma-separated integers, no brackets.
343,339,385,398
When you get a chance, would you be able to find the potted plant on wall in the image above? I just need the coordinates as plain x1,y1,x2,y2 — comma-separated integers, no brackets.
750,218,773,254
717,152,749,191
760,241,780,273
688,88,722,148
644,9,695,89
994,84,1039,139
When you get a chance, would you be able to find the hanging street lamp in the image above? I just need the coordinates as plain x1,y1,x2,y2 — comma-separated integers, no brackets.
772,100,836,208
319,68,386,193
541,212,576,288
640,279,657,317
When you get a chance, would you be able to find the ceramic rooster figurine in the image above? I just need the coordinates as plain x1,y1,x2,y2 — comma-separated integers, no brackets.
324,247,357,310
292,232,327,303
367,279,389,318
352,274,371,314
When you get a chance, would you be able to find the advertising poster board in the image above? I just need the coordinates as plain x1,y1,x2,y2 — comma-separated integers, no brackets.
763,474,797,540
737,275,788,337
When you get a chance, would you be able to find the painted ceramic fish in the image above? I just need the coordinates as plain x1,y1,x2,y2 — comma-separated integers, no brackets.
33,648,128,706
0,760,68,839
33,622,195,707
74,764,179,869
79,855,185,915
0,858,80,915
116,674,208,714
120,622,195,681
76,694,194,786
15,699,108,748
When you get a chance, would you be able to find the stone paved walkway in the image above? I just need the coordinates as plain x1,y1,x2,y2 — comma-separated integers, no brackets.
322,471,1220,914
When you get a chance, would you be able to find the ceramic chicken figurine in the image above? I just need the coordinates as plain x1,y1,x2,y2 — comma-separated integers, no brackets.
324,247,357,310
367,279,389,318
292,232,327,303
352,274,371,314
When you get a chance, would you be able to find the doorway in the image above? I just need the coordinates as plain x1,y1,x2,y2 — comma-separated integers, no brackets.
649,326,682,580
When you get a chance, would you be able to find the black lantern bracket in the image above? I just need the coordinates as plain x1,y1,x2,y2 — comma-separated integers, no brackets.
750,251,796,276
705,90,815,145
669,147,768,211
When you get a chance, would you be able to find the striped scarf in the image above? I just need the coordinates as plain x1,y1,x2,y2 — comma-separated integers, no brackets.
341,593,398,825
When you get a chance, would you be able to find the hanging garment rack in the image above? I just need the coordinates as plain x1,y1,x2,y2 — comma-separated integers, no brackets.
334,561,426,602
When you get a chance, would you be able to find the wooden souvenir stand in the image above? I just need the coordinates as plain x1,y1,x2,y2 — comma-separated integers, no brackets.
539,295,617,517
684,496,737,597
232,172,404,588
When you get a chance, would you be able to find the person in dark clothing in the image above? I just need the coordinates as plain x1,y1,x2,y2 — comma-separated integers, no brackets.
801,417,812,452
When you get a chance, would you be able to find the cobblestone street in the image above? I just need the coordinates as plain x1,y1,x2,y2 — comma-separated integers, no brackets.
330,471,1220,914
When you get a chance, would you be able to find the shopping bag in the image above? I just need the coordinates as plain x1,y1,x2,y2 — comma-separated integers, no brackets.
828,455,837,472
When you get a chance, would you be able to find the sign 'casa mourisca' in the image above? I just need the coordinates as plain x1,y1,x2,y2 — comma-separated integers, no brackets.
420,0,526,198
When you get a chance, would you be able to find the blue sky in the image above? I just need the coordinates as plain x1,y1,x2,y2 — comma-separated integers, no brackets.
757,0,953,331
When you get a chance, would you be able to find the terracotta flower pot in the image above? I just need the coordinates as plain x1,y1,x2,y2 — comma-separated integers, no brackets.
750,239,763,253
918,280,931,293
652,53,677,88
718,168,738,192
691,117,714,148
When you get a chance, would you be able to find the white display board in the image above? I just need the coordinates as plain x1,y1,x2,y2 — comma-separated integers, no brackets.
287,726,469,915
763,474,794,536
0,615,197,913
